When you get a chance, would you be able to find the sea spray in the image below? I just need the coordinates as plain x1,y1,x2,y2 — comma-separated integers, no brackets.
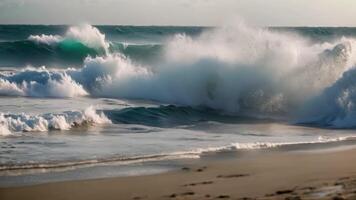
69,22,356,115
296,67,356,128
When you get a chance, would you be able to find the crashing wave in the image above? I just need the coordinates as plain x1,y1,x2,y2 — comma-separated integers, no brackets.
2,22,356,127
0,107,111,135
65,23,355,115
296,67,356,128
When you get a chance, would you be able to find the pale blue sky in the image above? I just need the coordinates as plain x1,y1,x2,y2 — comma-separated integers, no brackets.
0,0,355,26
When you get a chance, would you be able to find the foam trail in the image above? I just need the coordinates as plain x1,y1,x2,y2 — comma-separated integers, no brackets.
190,136,354,154
28,34,62,45
0,107,111,134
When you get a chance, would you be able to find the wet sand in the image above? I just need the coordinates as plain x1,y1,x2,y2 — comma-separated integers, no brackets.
1,147,356,200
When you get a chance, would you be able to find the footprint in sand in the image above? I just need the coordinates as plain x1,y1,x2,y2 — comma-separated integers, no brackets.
196,166,207,172
132,196,147,200
167,191,195,198
217,174,249,178
183,181,213,187
216,194,230,199
181,167,190,171
275,189,294,195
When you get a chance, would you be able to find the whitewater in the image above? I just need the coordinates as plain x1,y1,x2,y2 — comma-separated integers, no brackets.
2,22,356,184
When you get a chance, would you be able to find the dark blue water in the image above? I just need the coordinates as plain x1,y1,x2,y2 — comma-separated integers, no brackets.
1,25,356,67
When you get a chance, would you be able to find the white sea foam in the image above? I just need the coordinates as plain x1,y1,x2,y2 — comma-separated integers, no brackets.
0,67,88,97
138,136,356,164
0,123,11,136
0,107,111,134
0,78,25,96
185,136,355,155
28,34,62,45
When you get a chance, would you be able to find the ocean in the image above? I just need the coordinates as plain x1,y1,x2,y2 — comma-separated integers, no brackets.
1,23,356,186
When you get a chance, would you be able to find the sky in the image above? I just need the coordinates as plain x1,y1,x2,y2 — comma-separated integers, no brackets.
0,0,355,26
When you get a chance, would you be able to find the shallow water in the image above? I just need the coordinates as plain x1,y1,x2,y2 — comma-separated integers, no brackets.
1,97,356,177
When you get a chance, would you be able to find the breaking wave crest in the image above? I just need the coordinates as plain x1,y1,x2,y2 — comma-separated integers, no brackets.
0,107,111,135
28,24,110,54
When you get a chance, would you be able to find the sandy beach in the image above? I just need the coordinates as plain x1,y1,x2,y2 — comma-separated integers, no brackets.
1,145,356,200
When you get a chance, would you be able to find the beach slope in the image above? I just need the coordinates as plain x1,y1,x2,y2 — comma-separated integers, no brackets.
1,147,356,200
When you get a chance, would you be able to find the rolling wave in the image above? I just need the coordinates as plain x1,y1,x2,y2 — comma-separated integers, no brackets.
0,24,109,67
0,107,111,135
0,24,175,68
0,68,88,97
0,39,99,67
104,105,250,127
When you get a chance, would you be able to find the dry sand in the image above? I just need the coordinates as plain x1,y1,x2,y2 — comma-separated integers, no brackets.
1,147,356,200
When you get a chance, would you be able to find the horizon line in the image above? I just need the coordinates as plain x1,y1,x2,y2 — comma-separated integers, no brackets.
0,23,356,28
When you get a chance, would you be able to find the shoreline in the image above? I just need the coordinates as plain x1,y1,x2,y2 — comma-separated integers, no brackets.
1,137,356,186
2,144,356,199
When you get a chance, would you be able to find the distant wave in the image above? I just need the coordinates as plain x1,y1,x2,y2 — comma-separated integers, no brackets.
0,24,170,69
2,22,356,127
0,24,109,67
0,107,111,135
